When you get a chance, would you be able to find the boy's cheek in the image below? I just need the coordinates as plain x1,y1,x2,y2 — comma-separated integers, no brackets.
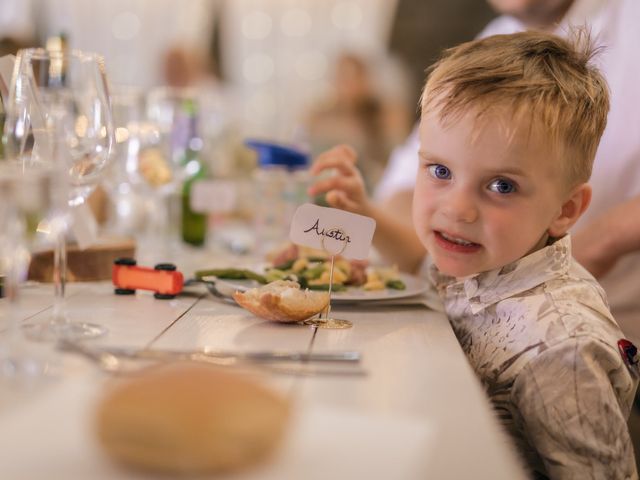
412,183,430,213
411,208,432,246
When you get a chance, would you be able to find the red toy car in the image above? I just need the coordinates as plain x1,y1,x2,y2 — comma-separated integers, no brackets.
112,258,184,299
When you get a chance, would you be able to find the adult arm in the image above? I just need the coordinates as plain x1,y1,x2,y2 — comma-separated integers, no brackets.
572,195,640,278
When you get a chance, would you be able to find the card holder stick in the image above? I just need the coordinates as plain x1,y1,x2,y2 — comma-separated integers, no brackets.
302,228,352,329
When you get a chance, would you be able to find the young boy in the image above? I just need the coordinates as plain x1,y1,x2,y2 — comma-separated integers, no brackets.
309,31,638,479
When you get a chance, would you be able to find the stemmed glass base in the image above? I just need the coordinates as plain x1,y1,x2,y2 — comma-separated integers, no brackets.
22,321,107,342
25,216,109,343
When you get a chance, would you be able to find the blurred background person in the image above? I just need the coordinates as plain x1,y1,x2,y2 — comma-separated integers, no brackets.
163,46,219,89
303,51,411,192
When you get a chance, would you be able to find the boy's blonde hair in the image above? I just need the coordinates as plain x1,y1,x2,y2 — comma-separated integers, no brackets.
421,30,609,186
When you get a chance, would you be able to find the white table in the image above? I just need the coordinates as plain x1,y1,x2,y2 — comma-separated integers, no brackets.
0,277,528,480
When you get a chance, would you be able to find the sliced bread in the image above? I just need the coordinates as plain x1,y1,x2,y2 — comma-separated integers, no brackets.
233,280,329,323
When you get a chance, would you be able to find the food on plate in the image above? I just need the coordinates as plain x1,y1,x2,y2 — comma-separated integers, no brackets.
233,280,329,322
266,246,405,292
363,266,406,291
95,362,290,474
194,243,407,293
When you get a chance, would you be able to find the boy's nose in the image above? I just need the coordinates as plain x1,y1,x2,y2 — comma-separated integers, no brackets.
442,190,478,224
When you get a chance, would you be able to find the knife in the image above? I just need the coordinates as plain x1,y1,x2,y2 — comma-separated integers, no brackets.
61,342,361,364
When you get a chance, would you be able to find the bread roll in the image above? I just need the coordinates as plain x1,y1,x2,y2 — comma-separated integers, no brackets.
95,362,290,474
233,280,329,323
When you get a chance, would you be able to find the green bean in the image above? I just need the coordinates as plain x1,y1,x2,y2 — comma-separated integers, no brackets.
195,268,267,283
264,268,289,283
272,259,296,271
301,264,325,280
306,256,328,263
385,279,406,290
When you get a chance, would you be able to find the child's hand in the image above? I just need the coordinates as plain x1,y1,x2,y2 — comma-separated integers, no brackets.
308,145,373,216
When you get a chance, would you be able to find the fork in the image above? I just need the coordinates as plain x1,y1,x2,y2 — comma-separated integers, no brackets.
183,278,238,305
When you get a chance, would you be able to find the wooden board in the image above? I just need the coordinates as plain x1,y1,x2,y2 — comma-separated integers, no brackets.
28,237,135,282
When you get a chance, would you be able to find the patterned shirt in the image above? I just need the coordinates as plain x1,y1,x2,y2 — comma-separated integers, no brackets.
427,235,638,479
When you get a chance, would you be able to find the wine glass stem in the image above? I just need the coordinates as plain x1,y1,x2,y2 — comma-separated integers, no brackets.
50,115,69,326
52,225,68,325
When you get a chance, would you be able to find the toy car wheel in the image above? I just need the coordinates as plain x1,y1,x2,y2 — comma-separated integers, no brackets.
154,263,177,271
114,288,136,295
114,257,137,266
154,293,176,300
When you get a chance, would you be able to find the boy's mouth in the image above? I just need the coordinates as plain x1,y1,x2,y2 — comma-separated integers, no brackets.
434,231,481,253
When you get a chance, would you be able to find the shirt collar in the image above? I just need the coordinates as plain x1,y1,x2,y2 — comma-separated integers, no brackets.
430,235,573,314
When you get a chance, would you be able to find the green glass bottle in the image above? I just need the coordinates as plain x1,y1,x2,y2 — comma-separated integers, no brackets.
178,99,207,246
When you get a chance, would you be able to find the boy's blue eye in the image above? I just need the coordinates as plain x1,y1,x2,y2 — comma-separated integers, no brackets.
489,178,516,194
427,164,451,180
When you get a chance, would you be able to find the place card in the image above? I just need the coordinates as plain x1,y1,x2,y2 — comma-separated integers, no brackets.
190,180,237,214
289,203,376,260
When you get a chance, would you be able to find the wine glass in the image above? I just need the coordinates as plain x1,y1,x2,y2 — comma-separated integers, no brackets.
3,48,114,341
102,86,181,263
138,87,200,260
101,86,150,237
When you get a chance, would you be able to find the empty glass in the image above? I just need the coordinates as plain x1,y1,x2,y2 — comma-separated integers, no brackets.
3,48,114,341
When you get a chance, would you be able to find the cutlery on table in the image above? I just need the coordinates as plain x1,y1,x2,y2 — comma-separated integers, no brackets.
58,340,366,377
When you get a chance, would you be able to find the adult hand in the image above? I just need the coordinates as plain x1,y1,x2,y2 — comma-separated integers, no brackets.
307,145,373,216
573,195,640,278
572,217,618,278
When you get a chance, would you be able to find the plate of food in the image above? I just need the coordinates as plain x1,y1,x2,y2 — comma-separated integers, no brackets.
194,246,428,304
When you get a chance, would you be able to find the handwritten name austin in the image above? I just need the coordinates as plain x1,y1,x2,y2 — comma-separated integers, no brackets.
303,219,351,243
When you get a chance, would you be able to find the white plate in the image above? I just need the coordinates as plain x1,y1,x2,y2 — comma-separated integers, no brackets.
203,272,428,304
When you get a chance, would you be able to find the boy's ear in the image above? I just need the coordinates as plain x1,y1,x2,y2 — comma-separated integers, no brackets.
548,183,592,237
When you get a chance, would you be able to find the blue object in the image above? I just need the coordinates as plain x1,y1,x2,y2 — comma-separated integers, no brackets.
245,140,309,170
